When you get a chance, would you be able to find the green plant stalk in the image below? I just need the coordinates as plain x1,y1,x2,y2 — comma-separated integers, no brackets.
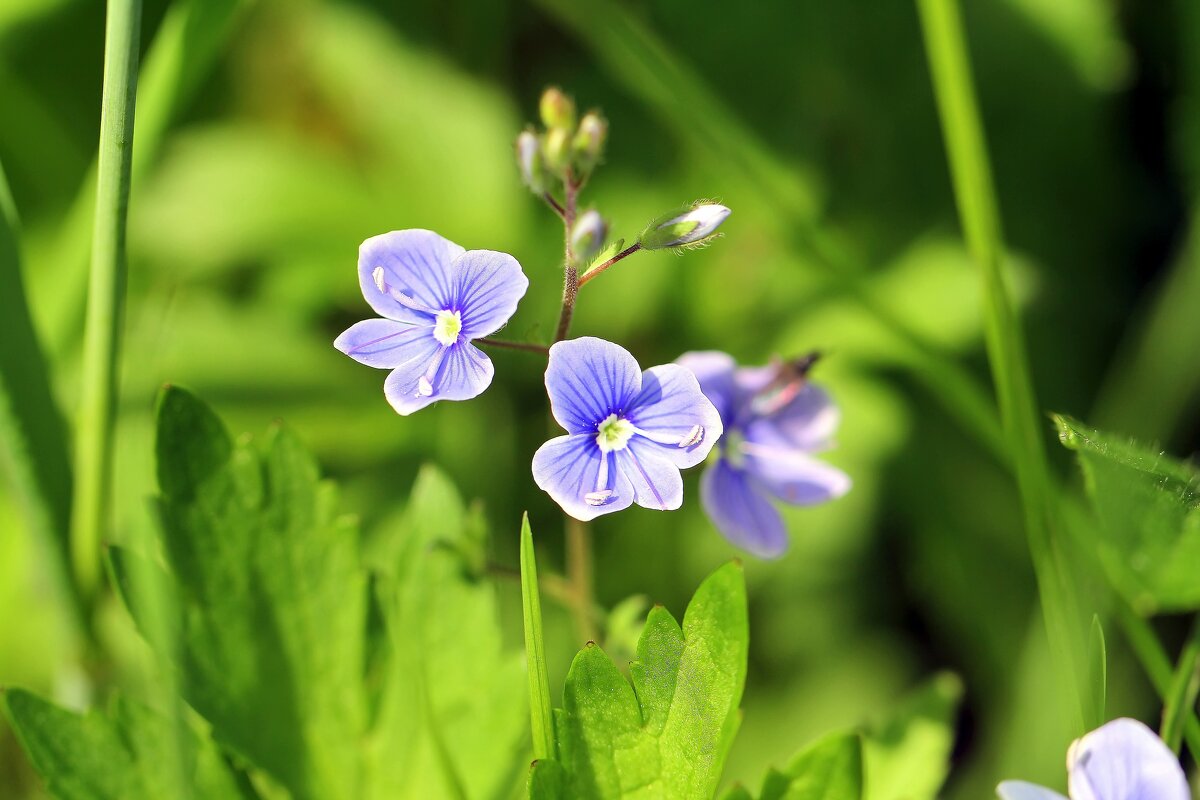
916,0,1086,729
1116,603,1200,757
70,0,142,595
1161,615,1200,754
520,515,557,762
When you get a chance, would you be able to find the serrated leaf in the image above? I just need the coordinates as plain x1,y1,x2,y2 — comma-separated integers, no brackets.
366,466,527,800
1055,414,1200,612
126,386,367,800
544,561,748,799
758,732,863,800
2,689,252,800
864,673,961,800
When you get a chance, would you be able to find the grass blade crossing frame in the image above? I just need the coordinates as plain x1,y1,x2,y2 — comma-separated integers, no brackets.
916,0,1086,728
70,0,142,595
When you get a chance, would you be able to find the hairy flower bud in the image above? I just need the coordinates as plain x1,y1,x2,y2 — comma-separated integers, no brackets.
515,129,546,194
543,127,572,173
539,86,576,131
570,209,607,262
573,111,607,173
638,202,732,250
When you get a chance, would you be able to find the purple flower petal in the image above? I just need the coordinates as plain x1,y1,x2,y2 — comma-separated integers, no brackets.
700,459,788,558
1067,718,1189,800
359,229,463,322
996,782,1067,800
381,341,494,416
452,250,530,339
545,337,641,434
334,318,430,368
741,445,851,506
626,364,723,468
532,434,634,521
617,439,685,511
676,351,738,424
743,383,841,452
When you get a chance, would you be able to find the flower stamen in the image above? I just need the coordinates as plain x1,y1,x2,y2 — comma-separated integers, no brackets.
629,423,705,448
417,347,449,397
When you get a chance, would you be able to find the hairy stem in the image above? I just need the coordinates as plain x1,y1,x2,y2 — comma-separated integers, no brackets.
475,336,550,356
553,175,580,344
578,242,642,287
565,517,598,643
71,0,142,596
542,191,566,218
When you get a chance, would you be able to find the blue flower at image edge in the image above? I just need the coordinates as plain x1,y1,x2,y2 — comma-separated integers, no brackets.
533,338,722,520
677,351,851,559
335,229,528,415
998,717,1189,800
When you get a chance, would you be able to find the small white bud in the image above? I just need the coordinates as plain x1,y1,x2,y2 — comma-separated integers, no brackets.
640,202,732,250
570,209,607,262
516,129,546,193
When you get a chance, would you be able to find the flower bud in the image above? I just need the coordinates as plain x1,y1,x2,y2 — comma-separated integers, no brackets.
543,127,572,173
539,86,575,131
571,209,607,262
515,129,546,194
638,202,732,250
572,110,607,173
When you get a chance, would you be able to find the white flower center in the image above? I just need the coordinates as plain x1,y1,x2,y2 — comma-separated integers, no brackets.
433,310,462,346
596,413,634,452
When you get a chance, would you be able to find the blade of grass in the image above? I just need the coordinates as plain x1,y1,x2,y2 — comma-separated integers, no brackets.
70,0,142,595
916,0,1086,729
533,0,1008,467
1161,615,1200,754
520,513,557,762
0,158,84,632
1086,615,1106,731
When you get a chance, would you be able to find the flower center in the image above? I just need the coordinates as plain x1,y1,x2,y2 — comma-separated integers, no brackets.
596,413,634,452
433,310,462,346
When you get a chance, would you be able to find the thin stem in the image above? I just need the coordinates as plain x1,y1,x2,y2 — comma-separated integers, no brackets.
917,0,1086,729
542,191,566,219
553,174,580,344
1117,603,1200,758
71,0,142,597
475,336,550,356
565,517,598,643
1161,615,1200,754
578,242,642,287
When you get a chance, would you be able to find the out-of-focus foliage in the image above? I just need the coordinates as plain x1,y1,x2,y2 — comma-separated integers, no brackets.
2,0,1200,797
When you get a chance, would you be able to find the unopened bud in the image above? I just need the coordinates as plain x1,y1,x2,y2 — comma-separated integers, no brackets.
515,130,546,193
639,202,732,250
539,86,575,131
543,127,571,173
573,111,607,173
570,210,607,262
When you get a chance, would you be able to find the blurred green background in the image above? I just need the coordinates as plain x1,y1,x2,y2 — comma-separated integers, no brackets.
2,0,1199,797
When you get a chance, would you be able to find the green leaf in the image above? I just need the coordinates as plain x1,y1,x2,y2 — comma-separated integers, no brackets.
1087,616,1107,731
522,513,556,762
1055,414,1200,612
757,732,864,800
122,386,367,800
2,689,252,800
366,466,527,800
0,158,74,610
864,673,961,800
542,561,748,799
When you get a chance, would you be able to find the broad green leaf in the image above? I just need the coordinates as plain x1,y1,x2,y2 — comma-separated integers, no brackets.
0,159,73,604
522,513,557,762
541,561,748,799
366,466,527,800
864,673,961,800
1055,415,1200,612
121,386,367,800
2,689,251,800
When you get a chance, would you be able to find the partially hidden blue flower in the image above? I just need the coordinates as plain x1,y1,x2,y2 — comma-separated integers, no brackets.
997,717,1189,800
676,351,850,559
532,337,722,520
335,229,528,415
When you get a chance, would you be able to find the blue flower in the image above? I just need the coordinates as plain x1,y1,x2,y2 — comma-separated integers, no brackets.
335,229,528,415
997,718,1189,800
676,351,850,559
532,337,722,521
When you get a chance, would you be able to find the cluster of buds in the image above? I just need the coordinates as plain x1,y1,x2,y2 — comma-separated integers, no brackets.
516,87,608,195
